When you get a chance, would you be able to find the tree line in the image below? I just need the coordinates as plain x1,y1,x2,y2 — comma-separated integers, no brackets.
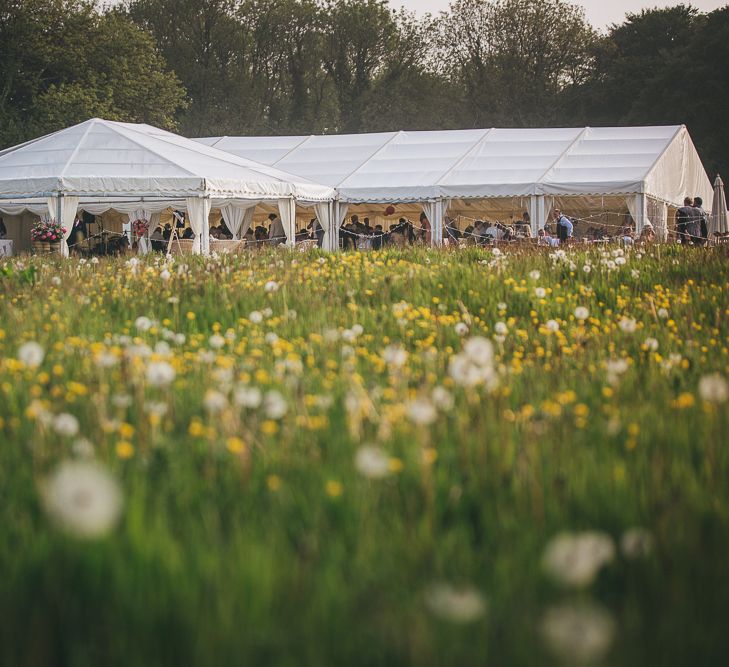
1,0,727,176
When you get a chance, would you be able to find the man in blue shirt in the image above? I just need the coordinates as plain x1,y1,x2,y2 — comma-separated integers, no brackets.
553,209,574,242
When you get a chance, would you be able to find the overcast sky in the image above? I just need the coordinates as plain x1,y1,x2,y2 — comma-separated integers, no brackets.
395,0,726,29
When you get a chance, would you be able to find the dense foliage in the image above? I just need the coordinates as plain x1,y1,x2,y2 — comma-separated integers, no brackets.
0,1,726,175
0,245,727,665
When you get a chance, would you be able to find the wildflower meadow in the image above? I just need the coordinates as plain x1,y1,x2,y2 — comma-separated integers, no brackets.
0,245,727,666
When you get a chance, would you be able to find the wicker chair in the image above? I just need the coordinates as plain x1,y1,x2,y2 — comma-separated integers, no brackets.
210,239,246,254
167,238,195,255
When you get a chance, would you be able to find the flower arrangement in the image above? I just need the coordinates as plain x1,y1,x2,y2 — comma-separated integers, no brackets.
31,219,66,243
131,218,149,239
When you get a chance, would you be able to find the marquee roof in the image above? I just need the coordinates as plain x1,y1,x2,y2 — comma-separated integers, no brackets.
0,118,334,202
197,125,712,207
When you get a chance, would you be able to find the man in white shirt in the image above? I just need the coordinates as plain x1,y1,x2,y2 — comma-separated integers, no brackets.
268,212,286,245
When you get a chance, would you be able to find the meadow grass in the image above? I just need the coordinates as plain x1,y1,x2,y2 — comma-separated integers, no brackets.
0,245,727,666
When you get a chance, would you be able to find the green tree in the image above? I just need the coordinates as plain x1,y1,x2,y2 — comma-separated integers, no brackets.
0,1,185,149
439,0,598,126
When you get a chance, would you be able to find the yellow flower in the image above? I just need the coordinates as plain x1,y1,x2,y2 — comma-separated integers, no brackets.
116,441,135,459
119,422,135,439
226,437,246,455
670,393,695,409
267,474,282,492
422,448,438,466
188,419,206,437
325,480,343,498
261,420,279,435
388,457,404,473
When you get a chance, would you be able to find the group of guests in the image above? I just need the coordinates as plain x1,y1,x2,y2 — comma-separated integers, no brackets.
340,214,431,250
676,196,710,245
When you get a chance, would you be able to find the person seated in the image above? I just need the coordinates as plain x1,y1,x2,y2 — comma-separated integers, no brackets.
150,226,166,252
254,226,268,243
621,225,635,246
538,228,560,247
182,227,195,240
515,212,532,238
463,225,475,244
473,220,490,245
219,221,233,240
639,222,655,244
163,224,172,241
244,228,255,246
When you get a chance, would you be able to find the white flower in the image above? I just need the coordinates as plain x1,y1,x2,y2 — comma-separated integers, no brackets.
492,247,502,257
144,401,168,418
90,256,99,265
264,280,280,293
249,310,263,324
51,276,61,286
497,302,507,311
535,287,547,299
234,385,262,409
541,602,615,665
631,269,640,279
620,527,653,559
135,316,153,332
112,394,132,409
52,413,79,437
464,336,494,366
606,358,629,385
263,390,288,419
160,269,171,282
18,341,44,368
146,361,175,388
154,341,171,357
425,584,486,624
42,462,123,539
454,322,469,337
209,334,226,350
583,264,592,273
94,351,118,369
618,317,637,333
351,323,364,336
529,269,541,280
203,390,227,414
546,319,560,332
265,332,280,345
494,321,508,336
406,398,437,426
657,307,669,319
72,438,95,459
174,333,186,346
432,386,454,411
615,256,627,266
698,374,729,404
168,296,180,305
383,345,408,368
643,337,659,352
355,446,391,479
542,531,615,588
574,307,589,321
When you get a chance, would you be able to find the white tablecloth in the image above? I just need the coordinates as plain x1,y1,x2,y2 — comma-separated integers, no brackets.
0,240,13,257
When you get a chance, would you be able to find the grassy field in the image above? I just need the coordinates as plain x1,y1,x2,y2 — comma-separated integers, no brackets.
0,245,727,666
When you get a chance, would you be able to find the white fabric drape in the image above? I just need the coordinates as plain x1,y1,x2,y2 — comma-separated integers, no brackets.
127,208,155,253
47,196,79,257
240,206,256,241
626,194,649,234
277,198,296,247
422,200,445,247
220,204,246,239
186,197,211,254
334,202,349,251
314,202,333,250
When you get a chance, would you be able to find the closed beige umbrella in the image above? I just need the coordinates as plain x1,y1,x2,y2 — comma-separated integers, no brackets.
710,175,728,240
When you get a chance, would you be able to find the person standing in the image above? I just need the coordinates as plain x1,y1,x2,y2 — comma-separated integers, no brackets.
419,212,432,244
675,197,695,244
268,212,286,246
553,209,574,242
693,196,709,245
